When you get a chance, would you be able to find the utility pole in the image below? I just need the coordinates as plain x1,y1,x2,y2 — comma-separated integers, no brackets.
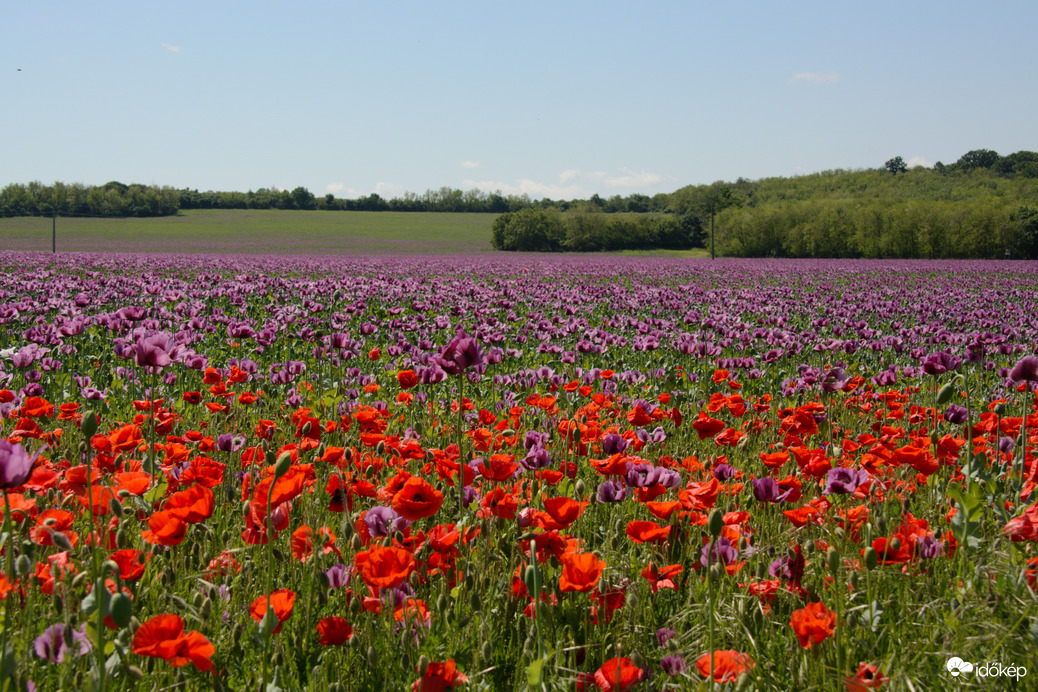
52,211,56,253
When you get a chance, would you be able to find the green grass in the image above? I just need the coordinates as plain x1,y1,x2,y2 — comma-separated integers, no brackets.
0,210,498,254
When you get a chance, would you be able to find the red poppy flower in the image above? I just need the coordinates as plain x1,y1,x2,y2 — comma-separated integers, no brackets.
397,370,418,389
249,589,296,635
641,562,683,593
315,616,354,646
696,650,756,683
625,520,671,544
593,657,645,691
392,477,444,521
110,549,150,581
843,662,890,691
131,613,214,671
412,659,467,691
355,544,416,590
692,412,726,440
790,601,836,648
542,497,586,529
558,551,605,593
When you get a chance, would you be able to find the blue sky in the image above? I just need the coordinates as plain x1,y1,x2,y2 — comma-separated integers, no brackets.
3,1,1036,200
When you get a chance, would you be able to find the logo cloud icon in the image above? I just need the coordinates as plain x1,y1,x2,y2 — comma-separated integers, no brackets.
946,657,974,676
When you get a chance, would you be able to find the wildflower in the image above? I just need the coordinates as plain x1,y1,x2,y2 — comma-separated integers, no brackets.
843,662,889,690
131,614,214,670
355,544,416,590
558,551,605,593
0,439,39,489
249,590,296,635
391,477,444,521
695,650,755,683
1009,355,1038,382
790,601,837,648
593,657,645,691
823,467,869,495
315,617,354,646
412,659,467,691
34,623,91,663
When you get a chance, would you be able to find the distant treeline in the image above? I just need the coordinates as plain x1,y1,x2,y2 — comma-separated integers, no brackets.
3,148,1037,257
706,150,1038,259
491,209,704,252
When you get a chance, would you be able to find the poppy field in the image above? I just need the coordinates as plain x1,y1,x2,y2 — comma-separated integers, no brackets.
0,252,1037,691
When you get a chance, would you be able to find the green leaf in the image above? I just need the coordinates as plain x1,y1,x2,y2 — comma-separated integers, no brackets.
144,479,168,504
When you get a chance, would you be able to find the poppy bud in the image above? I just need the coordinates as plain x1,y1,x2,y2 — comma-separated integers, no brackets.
110,592,133,628
994,403,1006,415
849,571,859,589
827,546,840,574
109,496,123,517
709,563,722,583
51,530,74,553
200,597,212,620
437,593,449,612
575,479,586,498
171,595,190,611
71,572,89,589
937,382,956,405
126,666,144,681
889,537,901,553
755,562,768,579
376,440,386,455
366,646,379,668
863,546,878,570
417,654,430,676
81,411,99,440
707,509,724,538
274,452,293,478
15,554,31,578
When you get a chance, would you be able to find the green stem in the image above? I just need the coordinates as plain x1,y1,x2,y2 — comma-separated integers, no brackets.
1,489,12,689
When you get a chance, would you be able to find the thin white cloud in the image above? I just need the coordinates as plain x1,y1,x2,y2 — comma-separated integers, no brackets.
787,71,840,84
460,160,480,169
326,182,399,197
464,167,667,199
161,43,182,53
907,156,933,169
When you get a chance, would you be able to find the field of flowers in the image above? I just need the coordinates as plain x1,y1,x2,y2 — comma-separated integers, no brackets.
0,252,1036,691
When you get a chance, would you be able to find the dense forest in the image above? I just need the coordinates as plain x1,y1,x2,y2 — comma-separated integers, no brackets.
3,149,1037,257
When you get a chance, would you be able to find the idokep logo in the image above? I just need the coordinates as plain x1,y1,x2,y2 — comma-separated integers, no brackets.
946,657,974,677
946,656,1027,681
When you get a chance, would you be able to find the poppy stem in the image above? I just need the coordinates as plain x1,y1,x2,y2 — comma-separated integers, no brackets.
457,375,465,521
0,489,12,682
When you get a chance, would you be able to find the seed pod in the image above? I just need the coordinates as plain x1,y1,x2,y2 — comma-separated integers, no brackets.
827,546,840,574
707,509,724,538
274,452,293,478
863,546,878,571
109,592,133,629
81,411,99,439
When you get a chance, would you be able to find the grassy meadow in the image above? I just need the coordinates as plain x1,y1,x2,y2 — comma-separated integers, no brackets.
0,210,498,255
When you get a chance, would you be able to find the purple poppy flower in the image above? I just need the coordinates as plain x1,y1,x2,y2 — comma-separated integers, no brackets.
1010,355,1038,383
324,563,351,589
364,506,409,538
0,439,39,489
656,627,676,648
34,623,91,663
524,430,549,451
999,436,1015,454
660,654,687,676
602,433,628,456
751,477,790,503
944,404,968,425
597,479,627,503
134,331,174,369
921,351,962,376
216,433,245,453
712,463,737,482
823,467,868,495
521,446,551,470
700,537,738,568
434,331,484,376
